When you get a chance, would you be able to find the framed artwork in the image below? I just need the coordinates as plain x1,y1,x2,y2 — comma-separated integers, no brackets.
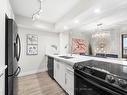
26,34,38,55
27,34,38,45
26,45,38,55
72,38,87,54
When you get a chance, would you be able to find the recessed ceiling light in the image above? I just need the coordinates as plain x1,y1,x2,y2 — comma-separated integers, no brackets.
74,20,79,24
64,26,68,30
94,8,101,14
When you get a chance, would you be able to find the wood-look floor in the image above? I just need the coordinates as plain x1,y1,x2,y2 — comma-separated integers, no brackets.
16,72,67,95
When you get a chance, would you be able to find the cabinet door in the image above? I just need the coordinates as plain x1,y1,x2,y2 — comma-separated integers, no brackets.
54,60,60,81
58,62,65,89
65,67,74,95
0,73,4,95
54,60,66,89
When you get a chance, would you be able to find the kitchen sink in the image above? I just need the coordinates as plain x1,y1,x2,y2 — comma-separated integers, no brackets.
58,56,74,59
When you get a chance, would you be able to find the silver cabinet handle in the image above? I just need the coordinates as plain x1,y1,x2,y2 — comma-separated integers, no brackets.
65,73,67,84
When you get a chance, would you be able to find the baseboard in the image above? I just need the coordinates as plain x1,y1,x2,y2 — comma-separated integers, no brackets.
18,69,47,77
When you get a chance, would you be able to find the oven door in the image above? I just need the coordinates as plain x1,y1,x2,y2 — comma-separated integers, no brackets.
74,72,121,95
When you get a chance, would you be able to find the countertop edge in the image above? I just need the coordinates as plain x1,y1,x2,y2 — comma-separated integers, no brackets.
45,54,76,66
45,54,127,66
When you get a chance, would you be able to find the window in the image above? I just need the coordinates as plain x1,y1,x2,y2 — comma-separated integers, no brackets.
122,34,127,58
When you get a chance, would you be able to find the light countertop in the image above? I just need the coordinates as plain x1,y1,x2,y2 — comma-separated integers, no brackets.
46,54,127,67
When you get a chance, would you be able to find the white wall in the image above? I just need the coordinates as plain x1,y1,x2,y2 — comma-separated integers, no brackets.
59,32,69,54
15,15,55,32
108,30,120,56
0,0,14,95
18,27,59,76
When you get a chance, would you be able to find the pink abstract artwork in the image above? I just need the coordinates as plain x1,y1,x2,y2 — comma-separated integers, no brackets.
72,38,87,54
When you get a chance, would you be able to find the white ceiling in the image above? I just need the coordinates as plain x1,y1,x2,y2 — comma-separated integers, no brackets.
74,0,127,31
55,0,127,31
10,0,79,23
10,0,127,32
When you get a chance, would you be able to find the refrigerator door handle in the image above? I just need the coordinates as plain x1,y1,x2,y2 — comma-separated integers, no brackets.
14,67,21,76
16,34,21,62
8,67,21,77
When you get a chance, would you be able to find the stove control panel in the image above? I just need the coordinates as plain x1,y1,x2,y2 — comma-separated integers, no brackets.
106,75,116,83
106,74,127,89
118,79,127,88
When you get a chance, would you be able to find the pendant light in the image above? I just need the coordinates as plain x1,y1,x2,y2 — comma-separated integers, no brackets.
32,0,44,20
92,24,110,38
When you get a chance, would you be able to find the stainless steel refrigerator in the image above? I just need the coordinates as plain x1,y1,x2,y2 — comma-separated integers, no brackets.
5,15,21,95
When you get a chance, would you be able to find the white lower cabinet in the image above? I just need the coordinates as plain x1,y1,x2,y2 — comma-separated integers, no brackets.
58,62,65,88
65,66,74,95
54,59,74,95
54,60,65,89
54,59,58,80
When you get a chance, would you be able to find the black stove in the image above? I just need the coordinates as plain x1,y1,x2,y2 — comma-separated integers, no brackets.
74,60,127,95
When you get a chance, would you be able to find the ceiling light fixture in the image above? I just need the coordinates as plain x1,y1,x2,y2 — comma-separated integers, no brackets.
32,0,44,20
92,23,110,38
92,23,110,53
94,8,101,14
74,20,79,24
64,26,68,30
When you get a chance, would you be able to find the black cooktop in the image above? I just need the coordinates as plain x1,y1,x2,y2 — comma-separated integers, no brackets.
76,60,127,80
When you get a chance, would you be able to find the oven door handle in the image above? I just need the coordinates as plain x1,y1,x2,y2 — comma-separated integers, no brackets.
75,72,121,95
